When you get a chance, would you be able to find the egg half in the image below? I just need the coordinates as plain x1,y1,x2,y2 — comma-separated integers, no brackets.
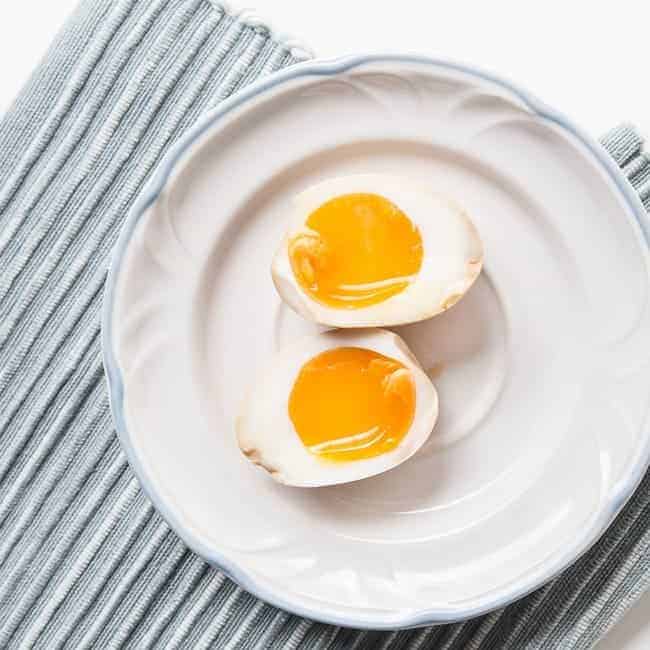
236,329,438,487
271,174,483,328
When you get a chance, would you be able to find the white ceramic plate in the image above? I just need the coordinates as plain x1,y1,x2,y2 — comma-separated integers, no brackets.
103,55,650,628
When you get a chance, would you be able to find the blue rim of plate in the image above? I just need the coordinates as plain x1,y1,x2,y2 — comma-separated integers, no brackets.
102,54,650,629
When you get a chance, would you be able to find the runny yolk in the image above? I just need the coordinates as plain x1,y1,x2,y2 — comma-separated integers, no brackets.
288,193,423,309
288,347,416,462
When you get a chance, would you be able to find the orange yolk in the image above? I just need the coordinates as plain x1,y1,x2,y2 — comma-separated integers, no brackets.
288,347,416,462
288,193,423,309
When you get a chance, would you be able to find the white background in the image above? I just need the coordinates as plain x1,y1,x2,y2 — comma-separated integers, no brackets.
1,1,649,647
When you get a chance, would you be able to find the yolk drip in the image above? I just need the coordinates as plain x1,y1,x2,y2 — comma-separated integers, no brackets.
288,193,423,309
288,347,416,462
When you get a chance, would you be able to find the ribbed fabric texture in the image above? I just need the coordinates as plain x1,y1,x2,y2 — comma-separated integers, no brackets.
0,0,648,645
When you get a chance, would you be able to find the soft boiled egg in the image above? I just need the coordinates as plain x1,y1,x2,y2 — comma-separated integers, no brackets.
236,329,438,487
271,174,483,328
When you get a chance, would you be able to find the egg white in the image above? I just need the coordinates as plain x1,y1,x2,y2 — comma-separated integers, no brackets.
271,174,483,327
236,329,439,487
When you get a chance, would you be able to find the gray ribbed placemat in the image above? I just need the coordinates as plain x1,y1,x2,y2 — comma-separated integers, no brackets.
0,1,649,647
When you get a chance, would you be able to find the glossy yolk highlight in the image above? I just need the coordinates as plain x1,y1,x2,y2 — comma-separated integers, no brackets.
288,193,423,309
288,347,416,462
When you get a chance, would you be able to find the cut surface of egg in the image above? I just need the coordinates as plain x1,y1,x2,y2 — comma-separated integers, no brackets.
272,174,483,327
236,329,438,487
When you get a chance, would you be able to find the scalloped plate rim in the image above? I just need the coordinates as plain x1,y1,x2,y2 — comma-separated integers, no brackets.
101,53,650,629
